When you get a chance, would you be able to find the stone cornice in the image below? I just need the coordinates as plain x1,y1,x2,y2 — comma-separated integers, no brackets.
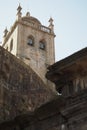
2,19,55,47
46,47,87,83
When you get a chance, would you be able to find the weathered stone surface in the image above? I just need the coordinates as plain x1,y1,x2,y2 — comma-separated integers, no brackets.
0,46,56,122
1,89,87,130
46,47,87,95
0,96,66,130
1,47,87,130
46,47,87,130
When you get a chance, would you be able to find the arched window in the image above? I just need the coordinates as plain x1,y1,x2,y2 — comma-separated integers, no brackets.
27,36,34,46
10,39,13,52
39,40,46,50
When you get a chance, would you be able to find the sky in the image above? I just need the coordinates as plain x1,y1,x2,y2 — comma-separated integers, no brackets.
0,0,87,61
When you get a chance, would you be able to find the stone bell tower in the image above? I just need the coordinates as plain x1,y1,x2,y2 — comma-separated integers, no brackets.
2,4,55,86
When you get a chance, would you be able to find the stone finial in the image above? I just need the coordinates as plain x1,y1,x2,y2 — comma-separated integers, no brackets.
48,17,54,33
3,27,8,37
26,12,30,17
17,3,22,14
16,4,22,20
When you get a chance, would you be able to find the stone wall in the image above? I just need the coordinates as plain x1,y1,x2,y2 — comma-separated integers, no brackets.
0,46,56,122
0,96,66,130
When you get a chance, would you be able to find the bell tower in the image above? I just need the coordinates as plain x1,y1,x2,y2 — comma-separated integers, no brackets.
2,5,55,86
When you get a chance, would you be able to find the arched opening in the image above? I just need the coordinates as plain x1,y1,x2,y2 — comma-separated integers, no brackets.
27,35,34,46
39,39,46,50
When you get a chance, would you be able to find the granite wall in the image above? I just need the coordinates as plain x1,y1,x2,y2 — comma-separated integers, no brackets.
0,46,56,122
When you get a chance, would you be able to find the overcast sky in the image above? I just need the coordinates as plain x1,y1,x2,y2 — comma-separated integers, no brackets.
0,0,87,61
